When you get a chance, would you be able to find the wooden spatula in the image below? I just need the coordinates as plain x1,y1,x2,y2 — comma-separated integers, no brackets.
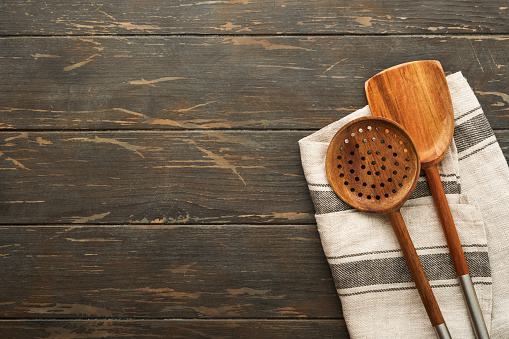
365,60,489,339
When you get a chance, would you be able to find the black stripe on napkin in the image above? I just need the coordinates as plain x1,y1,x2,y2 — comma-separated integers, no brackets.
310,180,460,215
309,190,353,214
329,251,490,290
337,281,492,297
454,113,495,153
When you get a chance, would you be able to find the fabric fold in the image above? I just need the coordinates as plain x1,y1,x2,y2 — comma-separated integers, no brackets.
299,72,509,338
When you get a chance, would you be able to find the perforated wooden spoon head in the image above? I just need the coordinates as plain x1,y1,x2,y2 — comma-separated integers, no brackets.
326,117,421,215
365,60,454,168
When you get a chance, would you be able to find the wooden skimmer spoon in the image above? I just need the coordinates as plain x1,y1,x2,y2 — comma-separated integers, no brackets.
366,60,489,339
326,116,451,338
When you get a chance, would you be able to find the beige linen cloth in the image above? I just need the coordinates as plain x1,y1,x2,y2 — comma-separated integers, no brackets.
299,72,509,338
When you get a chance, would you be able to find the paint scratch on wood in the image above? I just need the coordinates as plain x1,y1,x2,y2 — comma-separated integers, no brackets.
476,91,509,104
35,137,52,146
187,141,248,185
31,53,61,59
168,263,198,275
68,212,111,224
128,77,186,86
65,237,121,242
112,107,184,128
113,22,162,31
257,65,313,71
355,17,373,27
224,38,313,51
174,101,218,113
64,54,100,72
27,303,117,317
227,287,270,296
5,133,28,142
469,40,484,72
1,201,45,204
65,135,147,158
0,152,30,170
323,58,348,74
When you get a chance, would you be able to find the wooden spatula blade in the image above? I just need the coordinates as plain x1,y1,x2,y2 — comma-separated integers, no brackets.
365,60,455,167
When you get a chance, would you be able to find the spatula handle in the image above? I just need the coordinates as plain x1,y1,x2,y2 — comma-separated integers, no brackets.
424,165,490,338
388,211,450,338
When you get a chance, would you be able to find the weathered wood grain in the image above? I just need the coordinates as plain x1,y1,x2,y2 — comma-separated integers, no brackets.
0,131,508,225
0,225,341,319
0,36,508,131
0,1,508,36
0,319,349,338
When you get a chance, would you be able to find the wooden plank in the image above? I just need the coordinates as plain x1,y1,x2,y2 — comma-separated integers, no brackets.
0,131,313,225
0,319,349,338
0,1,508,35
0,131,508,225
0,36,508,131
0,225,341,319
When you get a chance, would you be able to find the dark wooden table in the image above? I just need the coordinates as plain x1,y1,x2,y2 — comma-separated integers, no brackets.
0,2,508,338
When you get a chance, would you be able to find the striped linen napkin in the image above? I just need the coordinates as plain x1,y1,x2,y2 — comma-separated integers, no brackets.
299,72,509,338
